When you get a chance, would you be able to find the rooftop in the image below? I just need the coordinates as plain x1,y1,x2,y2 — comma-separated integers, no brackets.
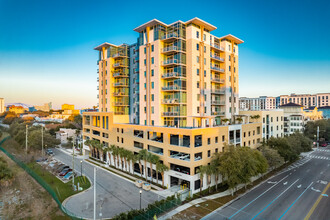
279,102,303,108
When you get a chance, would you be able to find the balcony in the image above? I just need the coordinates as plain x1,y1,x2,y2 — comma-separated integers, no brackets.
210,55,225,62
97,69,99,73
211,100,226,105
210,43,225,51
97,77,99,82
162,99,185,105
113,82,129,87
211,78,225,83
211,89,226,94
162,46,184,54
161,32,179,41
212,111,225,116
134,68,139,74
113,72,129,77
211,66,225,73
162,112,180,116
113,102,129,106
113,53,127,58
97,86,99,90
113,92,128,96
161,85,186,91
161,72,186,79
163,59,179,66
170,151,190,162
113,63,127,68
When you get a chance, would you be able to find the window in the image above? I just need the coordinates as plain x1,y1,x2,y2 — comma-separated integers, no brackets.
196,31,199,38
121,129,124,133
144,107,146,113
144,71,146,77
197,82,200,88
204,107,207,114
151,57,154,64
234,57,236,62
121,138,124,143
196,43,199,51
229,55,231,61
204,46,206,53
203,34,206,41
204,70,206,77
152,107,154,114
229,66,231,71
222,135,225,142
197,94,200,101
144,59,146,65
208,150,211,157
204,58,206,65
151,82,154,89
144,95,146,101
151,94,154,101
117,136,119,142
197,107,200,113
208,138,211,145
144,47,146,54
144,83,146,89
234,67,236,73
151,120,154,125
215,137,218,143
228,45,231,51
151,69,154,76
197,56,200,63
197,68,200,75
151,45,154,52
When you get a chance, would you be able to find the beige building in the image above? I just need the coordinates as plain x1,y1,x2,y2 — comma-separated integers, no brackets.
240,110,284,141
279,103,305,135
0,98,4,114
83,18,262,193
240,96,277,111
279,93,330,108
34,102,52,112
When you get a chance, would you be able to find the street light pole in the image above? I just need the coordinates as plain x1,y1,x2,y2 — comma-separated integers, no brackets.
317,126,319,149
72,138,75,189
25,124,28,154
94,167,97,220
139,190,142,210
80,160,83,177
41,126,44,156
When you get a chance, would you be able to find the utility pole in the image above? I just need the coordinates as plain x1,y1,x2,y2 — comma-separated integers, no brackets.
72,137,75,189
41,126,44,156
25,124,28,154
317,126,319,149
94,167,97,220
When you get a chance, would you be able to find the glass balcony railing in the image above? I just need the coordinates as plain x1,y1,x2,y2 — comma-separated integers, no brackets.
113,63,126,67
211,66,225,73
113,52,126,58
163,59,178,65
162,99,185,104
161,85,186,91
210,43,225,51
161,72,186,78
162,46,184,53
212,111,225,116
211,100,226,105
113,102,129,106
113,92,128,96
211,89,226,94
210,55,225,62
211,78,225,83
113,72,129,77
113,82,128,87
161,32,179,40
162,112,180,116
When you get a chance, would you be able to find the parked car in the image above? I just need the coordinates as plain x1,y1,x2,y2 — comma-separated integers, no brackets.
56,165,68,173
321,143,327,147
36,157,47,162
46,149,54,156
60,168,72,177
63,171,74,180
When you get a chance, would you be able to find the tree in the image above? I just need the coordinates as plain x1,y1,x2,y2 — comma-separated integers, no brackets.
304,119,330,142
139,149,148,181
268,137,298,162
210,152,221,191
149,154,160,183
109,145,116,166
126,150,134,174
112,146,120,168
197,165,207,195
260,145,284,169
236,117,243,124
158,163,169,187
221,118,230,125
205,165,213,193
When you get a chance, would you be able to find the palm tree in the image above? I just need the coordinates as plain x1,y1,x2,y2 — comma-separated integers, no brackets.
112,146,119,168
236,117,243,124
149,154,160,183
129,153,138,174
211,153,221,192
103,146,110,165
136,154,143,177
156,162,161,184
84,139,92,157
197,165,207,195
206,165,213,193
126,151,134,174
122,149,129,172
139,149,148,181
158,163,169,187
108,145,115,166
222,118,230,125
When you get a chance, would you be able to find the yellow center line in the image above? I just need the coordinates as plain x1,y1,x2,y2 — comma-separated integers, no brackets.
304,182,330,220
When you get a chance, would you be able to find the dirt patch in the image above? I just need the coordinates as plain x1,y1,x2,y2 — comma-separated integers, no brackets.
0,151,68,220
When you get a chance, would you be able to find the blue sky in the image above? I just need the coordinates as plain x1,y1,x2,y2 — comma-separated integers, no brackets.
0,0,329,109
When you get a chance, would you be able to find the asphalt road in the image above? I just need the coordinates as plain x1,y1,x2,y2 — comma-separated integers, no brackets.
52,148,162,219
203,146,330,220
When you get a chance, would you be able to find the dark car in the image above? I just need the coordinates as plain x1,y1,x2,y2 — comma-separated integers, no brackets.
57,165,69,173
46,149,54,156
60,168,72,177
321,143,327,147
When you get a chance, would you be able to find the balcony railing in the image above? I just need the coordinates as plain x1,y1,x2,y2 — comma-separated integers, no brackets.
113,92,128,96
113,53,126,58
162,32,179,40
113,72,129,77
113,82,128,87
212,111,225,116
161,72,186,78
211,78,225,83
211,89,226,94
211,100,226,105
210,55,225,62
161,85,186,91
163,46,184,53
211,66,225,73
162,112,180,116
113,63,126,67
162,99,185,104
163,59,178,65
210,43,225,51
113,102,129,106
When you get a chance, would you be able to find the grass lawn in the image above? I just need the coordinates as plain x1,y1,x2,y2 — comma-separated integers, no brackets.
27,162,91,203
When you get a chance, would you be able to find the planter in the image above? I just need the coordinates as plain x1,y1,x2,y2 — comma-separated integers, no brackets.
135,179,143,188
142,182,151,191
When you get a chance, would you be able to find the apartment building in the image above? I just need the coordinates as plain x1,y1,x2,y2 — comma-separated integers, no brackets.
240,110,284,140
83,18,262,194
279,103,305,135
240,96,277,111
279,93,330,108
0,98,4,114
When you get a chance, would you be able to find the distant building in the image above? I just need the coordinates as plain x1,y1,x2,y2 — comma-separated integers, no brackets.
303,107,323,121
240,110,284,140
7,105,27,114
34,102,52,112
279,103,305,135
28,106,36,112
240,96,278,111
0,98,4,114
80,108,99,114
279,93,330,109
62,104,80,116
318,106,330,119
56,128,77,144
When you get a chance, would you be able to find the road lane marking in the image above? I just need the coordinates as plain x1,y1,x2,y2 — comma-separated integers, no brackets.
304,183,330,220
251,179,299,220
278,182,313,220
321,194,328,197
311,187,321,193
228,175,289,219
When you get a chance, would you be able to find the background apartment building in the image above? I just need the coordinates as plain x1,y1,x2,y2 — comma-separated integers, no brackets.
240,96,277,111
279,103,305,135
84,18,262,194
0,98,4,114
